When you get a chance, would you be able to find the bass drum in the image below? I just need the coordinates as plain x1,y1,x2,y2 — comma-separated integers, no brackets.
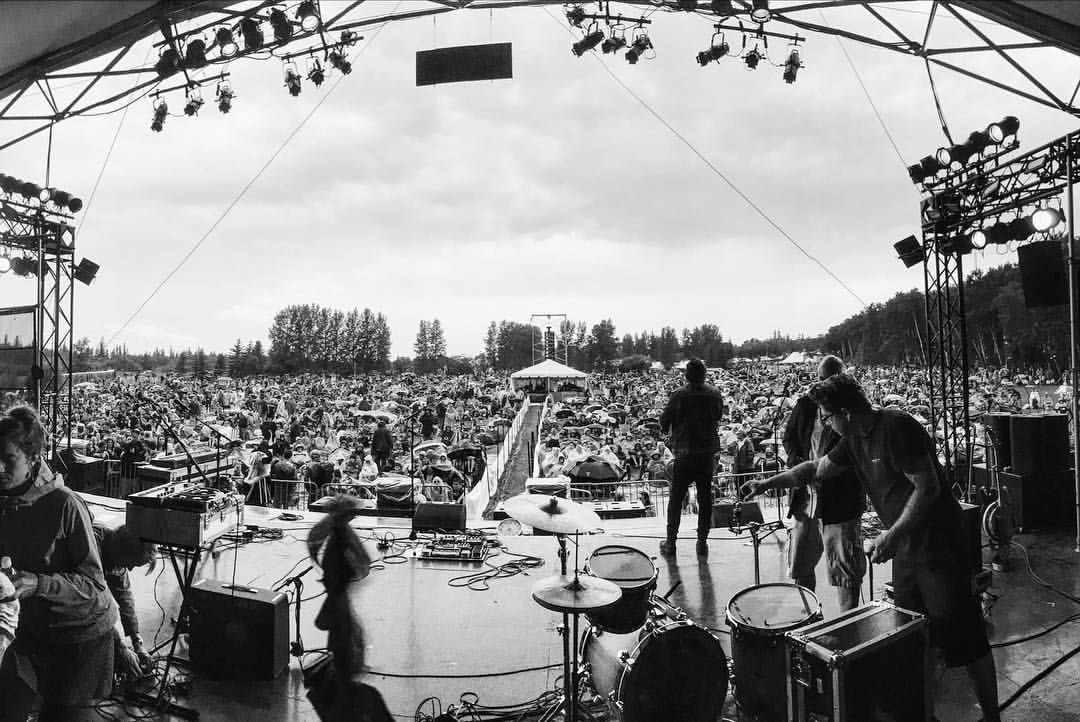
584,545,658,633
581,616,728,722
726,583,821,721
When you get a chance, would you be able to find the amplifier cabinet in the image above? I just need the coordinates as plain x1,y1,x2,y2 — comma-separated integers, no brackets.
188,578,289,681
786,601,929,722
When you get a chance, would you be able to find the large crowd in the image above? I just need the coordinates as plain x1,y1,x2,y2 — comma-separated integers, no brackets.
32,360,1072,506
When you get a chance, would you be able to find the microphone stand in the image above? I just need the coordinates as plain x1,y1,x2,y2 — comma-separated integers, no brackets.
172,397,232,488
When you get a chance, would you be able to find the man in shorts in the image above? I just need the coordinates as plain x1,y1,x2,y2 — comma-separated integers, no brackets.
782,355,865,610
742,374,999,722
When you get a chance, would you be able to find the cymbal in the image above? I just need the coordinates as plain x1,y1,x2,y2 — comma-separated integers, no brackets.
503,493,602,534
532,574,622,613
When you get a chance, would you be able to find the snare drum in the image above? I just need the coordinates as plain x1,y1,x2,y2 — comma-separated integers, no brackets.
726,583,822,720
584,545,657,633
581,611,728,722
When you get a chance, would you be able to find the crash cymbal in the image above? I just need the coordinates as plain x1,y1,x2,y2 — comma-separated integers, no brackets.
503,493,603,534
531,573,622,613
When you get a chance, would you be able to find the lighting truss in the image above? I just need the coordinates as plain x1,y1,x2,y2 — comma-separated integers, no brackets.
0,1,1078,149
915,127,1080,494
0,194,76,452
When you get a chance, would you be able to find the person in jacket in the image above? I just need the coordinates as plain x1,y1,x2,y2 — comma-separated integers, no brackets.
659,359,724,556
0,405,118,722
94,524,157,677
371,421,394,472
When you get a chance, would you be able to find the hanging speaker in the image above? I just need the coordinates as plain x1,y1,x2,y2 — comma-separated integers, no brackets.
1017,241,1067,307
416,43,512,86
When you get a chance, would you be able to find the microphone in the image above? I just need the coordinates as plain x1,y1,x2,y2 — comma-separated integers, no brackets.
275,565,315,590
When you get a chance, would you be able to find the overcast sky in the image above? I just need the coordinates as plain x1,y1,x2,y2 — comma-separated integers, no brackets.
1,1,1077,359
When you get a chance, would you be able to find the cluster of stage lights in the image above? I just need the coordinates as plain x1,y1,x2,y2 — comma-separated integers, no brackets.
148,1,360,131
566,2,799,81
0,253,38,278
907,116,1020,184
0,174,83,213
964,206,1066,251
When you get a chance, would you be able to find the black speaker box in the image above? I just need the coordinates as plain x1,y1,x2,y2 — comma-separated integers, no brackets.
413,501,466,532
188,579,289,680
971,464,1076,532
1017,240,1067,307
416,42,512,86
1010,413,1069,475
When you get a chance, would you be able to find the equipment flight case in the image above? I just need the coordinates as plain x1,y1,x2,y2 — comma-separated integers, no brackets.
785,600,930,721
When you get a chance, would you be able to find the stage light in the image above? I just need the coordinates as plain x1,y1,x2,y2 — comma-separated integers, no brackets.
17,181,41,200
969,229,988,250
328,50,351,75
751,0,771,22
571,30,604,57
983,222,1012,245
240,17,264,52
215,27,239,58
625,34,652,64
1006,216,1036,242
918,154,942,177
307,58,325,86
216,80,234,113
269,9,293,43
183,90,204,116
185,38,208,68
566,6,586,27
744,47,762,70
602,36,627,54
10,257,35,277
907,163,927,184
965,130,991,156
1031,207,1064,232
67,196,83,213
38,187,53,203
284,63,302,96
939,234,973,255
987,115,1019,144
50,189,70,208
297,0,321,32
154,48,181,78
677,0,698,10
73,258,99,286
711,0,735,13
340,30,360,46
151,99,167,132
894,235,924,268
0,175,16,193
0,255,10,274
935,146,953,167
697,39,730,65
782,48,801,83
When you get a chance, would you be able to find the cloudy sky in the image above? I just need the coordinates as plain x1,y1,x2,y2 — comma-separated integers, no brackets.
1,1,1077,359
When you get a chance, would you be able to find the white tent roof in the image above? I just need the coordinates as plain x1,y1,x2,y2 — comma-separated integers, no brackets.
779,351,812,365
510,359,587,380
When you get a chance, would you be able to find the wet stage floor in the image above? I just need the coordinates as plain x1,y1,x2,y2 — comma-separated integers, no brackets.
83,495,1080,721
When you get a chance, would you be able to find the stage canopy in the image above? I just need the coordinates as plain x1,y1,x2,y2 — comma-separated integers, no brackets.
1,1,1079,150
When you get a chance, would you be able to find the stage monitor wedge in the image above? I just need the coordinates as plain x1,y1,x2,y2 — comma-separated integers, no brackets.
416,42,512,86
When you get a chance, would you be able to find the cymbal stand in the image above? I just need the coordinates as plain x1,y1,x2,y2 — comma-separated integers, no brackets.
539,532,582,722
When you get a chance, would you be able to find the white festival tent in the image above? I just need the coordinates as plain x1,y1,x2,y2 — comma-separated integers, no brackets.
510,359,588,394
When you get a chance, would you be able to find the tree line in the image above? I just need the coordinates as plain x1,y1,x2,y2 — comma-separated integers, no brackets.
268,304,391,374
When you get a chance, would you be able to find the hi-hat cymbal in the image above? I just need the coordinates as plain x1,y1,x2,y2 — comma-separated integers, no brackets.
532,574,622,613
503,493,602,534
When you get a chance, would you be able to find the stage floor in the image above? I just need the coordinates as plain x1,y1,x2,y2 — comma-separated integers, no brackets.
81,495,1080,721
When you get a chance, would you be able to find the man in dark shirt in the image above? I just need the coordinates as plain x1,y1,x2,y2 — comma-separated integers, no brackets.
659,358,724,556
742,374,999,722
419,408,437,441
781,355,865,610
371,421,394,472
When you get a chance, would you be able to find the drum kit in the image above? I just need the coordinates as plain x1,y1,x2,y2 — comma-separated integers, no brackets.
505,493,827,722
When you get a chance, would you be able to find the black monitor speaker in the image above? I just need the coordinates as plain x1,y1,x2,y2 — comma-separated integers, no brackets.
188,579,289,680
1017,241,1067,307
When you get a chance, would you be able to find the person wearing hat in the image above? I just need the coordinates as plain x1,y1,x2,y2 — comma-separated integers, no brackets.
659,358,724,556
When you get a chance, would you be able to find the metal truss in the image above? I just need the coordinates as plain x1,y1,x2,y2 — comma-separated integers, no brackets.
0,197,75,453
531,314,567,365
918,127,1080,492
0,1,1078,150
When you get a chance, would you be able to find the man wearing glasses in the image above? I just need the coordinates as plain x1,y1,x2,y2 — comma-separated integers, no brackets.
781,355,865,611
741,374,999,722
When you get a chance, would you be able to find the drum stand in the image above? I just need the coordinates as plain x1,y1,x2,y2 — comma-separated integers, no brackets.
746,520,785,585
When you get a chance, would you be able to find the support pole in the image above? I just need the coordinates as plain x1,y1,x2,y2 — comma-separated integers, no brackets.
1067,133,1080,553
